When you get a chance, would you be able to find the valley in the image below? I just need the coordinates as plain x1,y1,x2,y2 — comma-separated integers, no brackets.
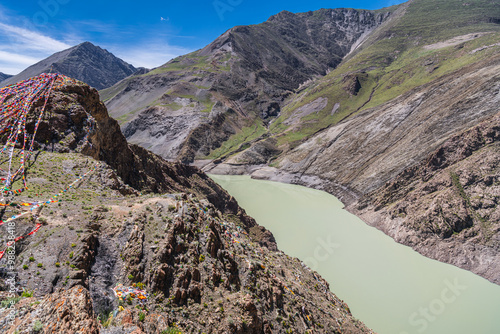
1,0,500,332
101,0,500,286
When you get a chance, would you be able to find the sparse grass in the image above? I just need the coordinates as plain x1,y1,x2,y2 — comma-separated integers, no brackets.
161,327,182,334
158,102,182,111
260,0,500,150
32,320,43,332
21,291,33,298
206,122,267,159
145,52,215,75
450,171,493,240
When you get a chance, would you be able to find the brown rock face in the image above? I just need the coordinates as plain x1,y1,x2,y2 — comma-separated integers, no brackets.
1,287,99,334
353,112,500,284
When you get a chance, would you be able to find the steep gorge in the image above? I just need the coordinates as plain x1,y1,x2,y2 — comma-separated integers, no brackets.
203,0,500,285
100,0,500,285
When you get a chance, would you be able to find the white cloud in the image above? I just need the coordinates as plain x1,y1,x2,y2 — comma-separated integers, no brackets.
0,51,40,66
0,23,71,53
112,43,193,69
0,22,73,74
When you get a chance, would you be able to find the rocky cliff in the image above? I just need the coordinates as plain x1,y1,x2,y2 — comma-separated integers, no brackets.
0,76,373,333
1,42,137,90
352,111,500,284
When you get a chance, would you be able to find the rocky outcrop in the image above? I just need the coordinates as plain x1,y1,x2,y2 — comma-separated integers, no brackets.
0,183,372,333
1,42,137,90
37,78,251,217
0,287,100,334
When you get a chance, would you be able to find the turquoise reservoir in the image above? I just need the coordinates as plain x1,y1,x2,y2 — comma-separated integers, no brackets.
211,175,500,334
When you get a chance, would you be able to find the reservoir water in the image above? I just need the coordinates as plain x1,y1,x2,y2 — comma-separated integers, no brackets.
211,174,500,334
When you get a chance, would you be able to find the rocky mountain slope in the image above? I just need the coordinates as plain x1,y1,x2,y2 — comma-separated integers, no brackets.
0,75,373,333
0,72,12,82
352,111,500,284
101,7,394,162
98,0,500,285
1,42,137,90
198,0,500,284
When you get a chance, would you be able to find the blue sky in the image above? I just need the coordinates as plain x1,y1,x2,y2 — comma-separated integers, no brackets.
0,0,406,74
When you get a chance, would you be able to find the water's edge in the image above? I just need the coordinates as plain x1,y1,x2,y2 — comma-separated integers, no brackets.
202,162,500,286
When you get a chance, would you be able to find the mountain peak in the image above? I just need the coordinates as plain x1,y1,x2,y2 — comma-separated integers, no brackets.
78,41,94,47
0,42,136,90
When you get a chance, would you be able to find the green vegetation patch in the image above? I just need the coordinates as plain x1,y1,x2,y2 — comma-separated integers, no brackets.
206,122,267,160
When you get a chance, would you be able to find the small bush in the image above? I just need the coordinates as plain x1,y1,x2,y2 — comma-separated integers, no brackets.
37,263,43,268
29,256,35,262
21,291,33,298
138,312,146,322
32,320,43,332
161,327,182,334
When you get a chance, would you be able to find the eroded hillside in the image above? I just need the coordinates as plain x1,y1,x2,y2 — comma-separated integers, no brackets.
101,7,394,163
201,0,500,284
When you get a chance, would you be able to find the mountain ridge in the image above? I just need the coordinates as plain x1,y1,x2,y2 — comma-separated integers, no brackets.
101,6,395,162
1,42,137,90
0,72,12,82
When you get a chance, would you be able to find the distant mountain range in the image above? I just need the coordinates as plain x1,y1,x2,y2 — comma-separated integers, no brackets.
0,42,139,90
